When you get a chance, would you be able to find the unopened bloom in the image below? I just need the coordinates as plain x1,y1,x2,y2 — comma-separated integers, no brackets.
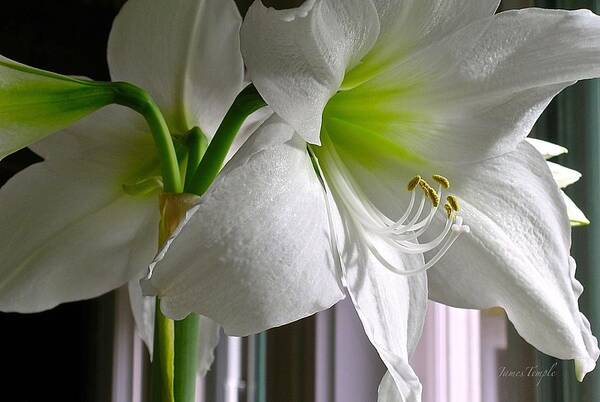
146,1,600,400
0,0,248,368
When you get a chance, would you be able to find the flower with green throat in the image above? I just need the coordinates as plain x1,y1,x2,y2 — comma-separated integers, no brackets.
143,1,600,401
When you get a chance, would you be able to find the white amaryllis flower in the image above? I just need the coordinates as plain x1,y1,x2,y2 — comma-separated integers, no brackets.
527,137,590,226
144,1,600,401
0,0,248,371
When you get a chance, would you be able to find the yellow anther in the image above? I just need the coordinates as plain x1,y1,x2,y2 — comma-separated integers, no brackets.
418,179,440,207
407,175,422,191
428,187,441,207
444,203,453,218
432,175,450,189
447,195,460,212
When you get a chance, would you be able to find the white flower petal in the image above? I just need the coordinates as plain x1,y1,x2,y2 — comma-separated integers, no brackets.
144,117,344,335
0,157,159,312
377,372,409,402
356,8,600,163
330,191,426,402
128,280,155,356
562,191,590,227
196,316,221,376
427,141,599,377
128,282,220,375
241,0,380,144
108,0,245,136
345,0,500,85
29,105,151,163
526,138,568,159
547,161,582,188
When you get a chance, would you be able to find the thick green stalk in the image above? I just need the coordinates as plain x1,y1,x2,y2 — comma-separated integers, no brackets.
111,81,183,193
187,85,266,195
174,314,201,402
151,300,175,402
171,127,209,402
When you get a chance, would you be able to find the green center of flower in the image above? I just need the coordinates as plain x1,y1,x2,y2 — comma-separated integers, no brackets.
312,70,470,275
320,65,431,174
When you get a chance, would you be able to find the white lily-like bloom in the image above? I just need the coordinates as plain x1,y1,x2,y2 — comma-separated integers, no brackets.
144,1,600,401
0,0,248,371
527,137,590,226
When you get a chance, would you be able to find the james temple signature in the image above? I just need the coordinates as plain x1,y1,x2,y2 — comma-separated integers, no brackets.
498,363,558,386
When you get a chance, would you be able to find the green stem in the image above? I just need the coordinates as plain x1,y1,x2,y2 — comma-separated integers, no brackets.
184,127,208,191
169,128,208,402
174,315,201,402
147,85,265,402
151,300,175,402
187,85,266,195
111,81,183,193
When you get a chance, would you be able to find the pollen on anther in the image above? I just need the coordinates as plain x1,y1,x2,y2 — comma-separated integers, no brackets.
432,175,450,189
428,188,441,207
418,179,440,206
407,176,421,191
444,203,453,218
447,195,460,212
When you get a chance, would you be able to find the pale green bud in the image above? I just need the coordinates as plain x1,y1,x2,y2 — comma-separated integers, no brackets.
0,55,116,159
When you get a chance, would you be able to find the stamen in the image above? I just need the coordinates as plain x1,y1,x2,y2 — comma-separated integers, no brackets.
418,179,440,207
407,176,421,191
432,175,451,189
360,174,470,275
444,203,453,218
447,195,460,212
428,187,441,207
315,142,469,278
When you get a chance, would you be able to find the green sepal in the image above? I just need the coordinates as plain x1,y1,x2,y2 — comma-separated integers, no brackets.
0,55,116,159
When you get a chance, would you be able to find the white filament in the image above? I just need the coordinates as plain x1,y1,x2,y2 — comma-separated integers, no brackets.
318,146,470,277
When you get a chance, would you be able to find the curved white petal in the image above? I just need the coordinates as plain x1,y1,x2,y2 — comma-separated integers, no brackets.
525,139,586,225
0,156,159,312
241,0,380,144
128,283,220,375
353,8,600,163
427,142,599,377
526,138,568,160
345,0,500,85
377,372,411,402
108,0,245,136
128,280,156,356
327,183,426,401
547,161,582,188
196,316,221,376
562,191,590,227
144,117,344,335
29,105,151,163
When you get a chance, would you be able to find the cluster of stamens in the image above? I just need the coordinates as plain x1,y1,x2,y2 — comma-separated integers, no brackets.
329,167,470,276
362,174,471,275
312,144,470,276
